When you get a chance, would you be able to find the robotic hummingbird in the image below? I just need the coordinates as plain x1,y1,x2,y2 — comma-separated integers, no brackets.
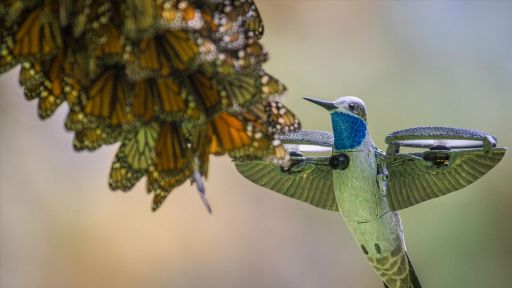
235,96,506,288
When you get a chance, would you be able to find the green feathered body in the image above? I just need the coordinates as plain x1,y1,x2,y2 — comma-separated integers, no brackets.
333,135,420,288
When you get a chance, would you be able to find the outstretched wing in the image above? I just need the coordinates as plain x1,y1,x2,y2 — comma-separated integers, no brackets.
383,127,507,211
234,130,337,211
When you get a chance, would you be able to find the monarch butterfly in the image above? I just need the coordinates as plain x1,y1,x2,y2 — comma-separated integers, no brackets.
132,77,199,121
19,54,66,119
0,0,301,211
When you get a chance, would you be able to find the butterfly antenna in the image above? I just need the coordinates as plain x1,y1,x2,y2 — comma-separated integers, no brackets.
191,158,212,214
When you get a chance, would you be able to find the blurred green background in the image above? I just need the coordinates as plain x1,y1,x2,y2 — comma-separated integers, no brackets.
1,1,511,288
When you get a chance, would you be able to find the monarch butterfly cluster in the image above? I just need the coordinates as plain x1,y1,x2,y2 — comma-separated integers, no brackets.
0,0,301,211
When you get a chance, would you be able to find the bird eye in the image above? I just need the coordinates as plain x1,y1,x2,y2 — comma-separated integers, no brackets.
348,104,355,112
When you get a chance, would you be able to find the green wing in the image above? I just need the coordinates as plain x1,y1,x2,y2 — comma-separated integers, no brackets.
234,130,337,211
234,159,337,211
384,147,506,211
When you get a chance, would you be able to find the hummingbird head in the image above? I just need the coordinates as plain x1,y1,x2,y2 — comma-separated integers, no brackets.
303,96,367,122
304,96,369,151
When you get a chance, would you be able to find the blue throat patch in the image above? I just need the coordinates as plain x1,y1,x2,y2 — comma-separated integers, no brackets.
330,112,367,151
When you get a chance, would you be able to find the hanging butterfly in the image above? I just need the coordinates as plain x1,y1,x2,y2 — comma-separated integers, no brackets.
0,0,301,211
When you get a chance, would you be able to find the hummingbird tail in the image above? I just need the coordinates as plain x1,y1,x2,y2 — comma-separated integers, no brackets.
381,252,421,288
406,253,422,288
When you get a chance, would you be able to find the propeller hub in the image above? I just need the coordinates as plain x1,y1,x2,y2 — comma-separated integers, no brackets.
329,153,350,170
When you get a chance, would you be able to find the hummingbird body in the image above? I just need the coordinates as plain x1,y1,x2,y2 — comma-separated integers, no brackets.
334,146,416,287
330,108,417,288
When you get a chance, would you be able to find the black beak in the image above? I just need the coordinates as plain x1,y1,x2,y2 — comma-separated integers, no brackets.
303,97,337,111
